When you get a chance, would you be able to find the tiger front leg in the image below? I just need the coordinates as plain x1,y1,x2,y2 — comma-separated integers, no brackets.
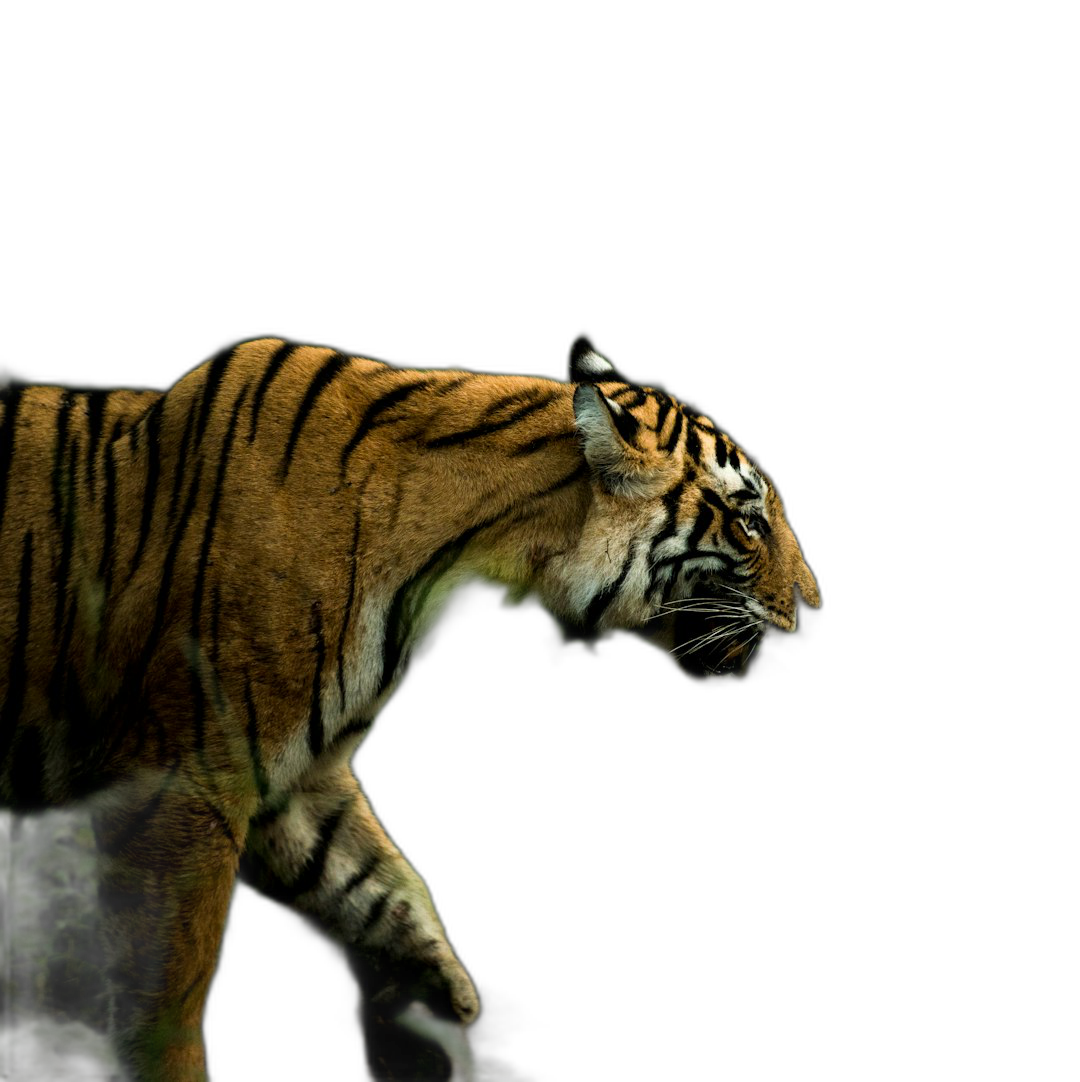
92,768,251,1082
239,762,478,1081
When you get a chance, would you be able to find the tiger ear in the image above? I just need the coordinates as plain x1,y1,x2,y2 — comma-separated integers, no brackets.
570,340,659,493
573,384,646,489
569,337,621,383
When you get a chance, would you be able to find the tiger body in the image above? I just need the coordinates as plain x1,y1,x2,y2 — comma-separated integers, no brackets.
0,337,818,1080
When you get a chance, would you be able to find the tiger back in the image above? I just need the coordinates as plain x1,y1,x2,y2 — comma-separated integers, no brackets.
0,336,818,1080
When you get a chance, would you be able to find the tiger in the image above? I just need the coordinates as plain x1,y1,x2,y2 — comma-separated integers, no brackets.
0,335,818,1081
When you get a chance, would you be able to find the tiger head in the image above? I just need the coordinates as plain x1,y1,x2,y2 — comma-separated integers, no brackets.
544,338,819,676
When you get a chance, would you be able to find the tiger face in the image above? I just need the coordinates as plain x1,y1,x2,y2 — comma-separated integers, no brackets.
544,338,819,675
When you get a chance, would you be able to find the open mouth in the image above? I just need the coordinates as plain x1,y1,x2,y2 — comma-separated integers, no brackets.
666,591,766,676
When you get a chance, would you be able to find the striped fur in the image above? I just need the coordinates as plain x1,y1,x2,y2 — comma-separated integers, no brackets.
0,335,817,1080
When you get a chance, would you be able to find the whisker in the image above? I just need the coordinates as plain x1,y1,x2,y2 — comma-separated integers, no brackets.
644,597,749,626
661,596,747,609
708,582,760,604
647,602,741,624
673,618,763,657
661,597,749,612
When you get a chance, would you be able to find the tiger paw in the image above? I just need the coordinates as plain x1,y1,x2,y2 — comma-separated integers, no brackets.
364,946,479,1025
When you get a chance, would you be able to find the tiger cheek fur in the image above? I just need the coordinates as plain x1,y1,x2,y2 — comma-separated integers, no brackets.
0,334,816,1080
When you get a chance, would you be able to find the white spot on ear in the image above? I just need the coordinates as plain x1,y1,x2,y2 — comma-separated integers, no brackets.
577,351,614,377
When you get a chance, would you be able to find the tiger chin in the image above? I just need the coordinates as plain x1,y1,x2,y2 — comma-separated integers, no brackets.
0,334,817,1081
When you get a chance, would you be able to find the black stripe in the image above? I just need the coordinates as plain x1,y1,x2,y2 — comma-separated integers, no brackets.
192,384,250,638
378,463,588,693
98,420,123,593
243,675,270,799
479,389,532,416
653,396,672,438
686,501,714,551
424,391,558,449
249,794,290,833
508,429,578,457
652,548,745,576
96,764,180,855
166,393,200,531
685,420,702,463
193,346,234,447
113,458,204,730
608,398,641,445
649,480,687,556
280,805,347,901
647,563,676,606
715,437,730,469
0,385,26,537
337,508,363,709
338,377,434,478
583,543,636,631
198,796,239,852
529,461,588,501
53,441,76,636
610,386,647,409
156,460,204,644
360,890,390,934
340,855,378,897
433,374,473,397
182,624,228,757
130,398,164,577
178,974,204,1012
0,531,34,766
47,624,84,753
84,391,108,502
53,438,79,643
248,341,296,443
309,601,327,756
660,408,684,452
188,387,248,756
385,474,405,534
282,351,350,478
379,531,482,691
51,391,73,530
333,715,373,747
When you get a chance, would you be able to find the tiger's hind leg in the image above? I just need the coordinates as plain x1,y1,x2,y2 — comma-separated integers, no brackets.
92,767,253,1081
239,761,478,1082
